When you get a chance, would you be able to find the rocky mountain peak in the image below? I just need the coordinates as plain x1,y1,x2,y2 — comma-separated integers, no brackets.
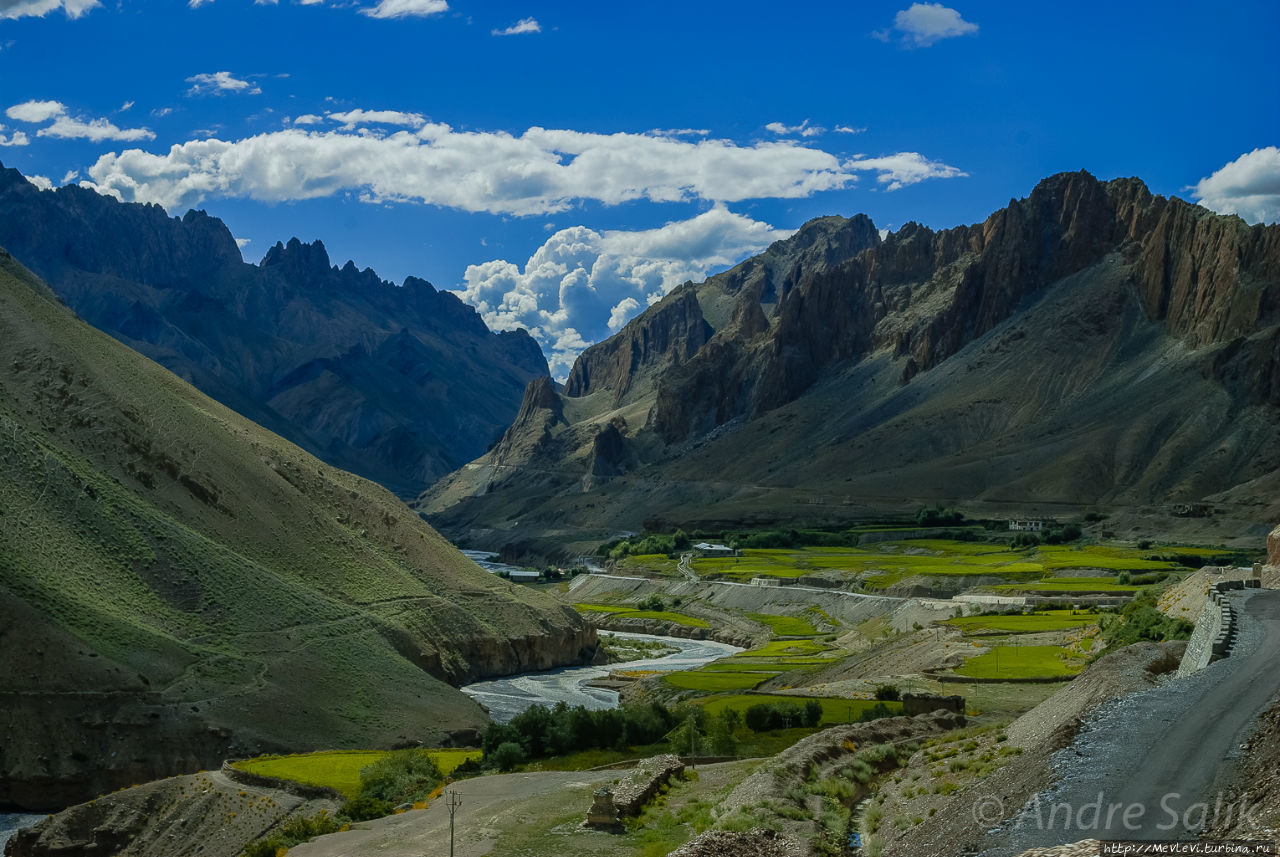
260,236,333,284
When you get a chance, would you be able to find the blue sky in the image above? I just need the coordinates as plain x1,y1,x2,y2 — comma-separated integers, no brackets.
2,0,1277,375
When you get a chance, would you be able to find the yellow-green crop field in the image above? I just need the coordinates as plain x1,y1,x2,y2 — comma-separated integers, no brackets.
662,670,770,691
232,748,481,798
669,539,1210,590
745,612,818,636
947,610,1098,634
955,645,1085,680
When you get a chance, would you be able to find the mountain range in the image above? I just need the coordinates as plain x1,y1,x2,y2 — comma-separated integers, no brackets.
0,164,548,498
419,171,1280,549
0,247,591,810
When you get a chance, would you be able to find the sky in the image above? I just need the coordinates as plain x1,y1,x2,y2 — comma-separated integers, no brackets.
1,0,1278,377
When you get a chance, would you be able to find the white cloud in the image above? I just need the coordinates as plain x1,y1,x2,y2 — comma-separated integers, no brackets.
875,3,977,47
7,100,153,142
326,108,425,130
186,71,261,96
492,16,539,36
766,119,825,138
41,115,154,142
0,125,29,146
452,205,792,376
235,237,251,249
834,125,866,135
360,0,447,19
188,0,213,6
61,169,78,183
25,174,54,191
291,113,324,125
649,128,710,138
83,123,883,213
119,100,134,112
7,99,66,123
0,0,98,20
847,151,967,190
1190,147,1280,225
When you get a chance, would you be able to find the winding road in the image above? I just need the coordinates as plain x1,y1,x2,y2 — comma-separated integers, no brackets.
984,588,1280,853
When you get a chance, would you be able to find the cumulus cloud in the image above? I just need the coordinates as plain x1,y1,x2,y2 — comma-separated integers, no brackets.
874,3,977,47
186,71,261,96
25,174,54,191
83,122,941,214
360,0,447,19
766,120,825,138
326,108,426,130
492,16,539,36
847,151,966,190
0,125,29,146
0,0,98,19
7,99,153,142
1190,147,1280,225
7,100,66,123
453,206,791,376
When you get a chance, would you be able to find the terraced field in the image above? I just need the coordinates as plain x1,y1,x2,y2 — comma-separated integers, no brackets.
571,603,709,628
947,610,1099,634
233,749,481,798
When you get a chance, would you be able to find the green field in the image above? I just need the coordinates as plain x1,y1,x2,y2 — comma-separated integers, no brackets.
737,639,831,658
669,538,1203,591
745,612,818,636
571,603,710,628
696,694,903,725
955,645,1085,679
947,610,1099,634
232,748,481,798
662,670,770,691
698,657,837,672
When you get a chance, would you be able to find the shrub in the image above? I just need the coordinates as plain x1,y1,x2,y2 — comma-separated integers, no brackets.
873,684,901,702
637,594,666,612
491,741,527,771
342,794,394,821
358,750,443,804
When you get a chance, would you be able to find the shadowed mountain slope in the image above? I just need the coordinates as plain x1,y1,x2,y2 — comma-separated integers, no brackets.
0,164,548,497
419,172,1280,547
0,249,592,811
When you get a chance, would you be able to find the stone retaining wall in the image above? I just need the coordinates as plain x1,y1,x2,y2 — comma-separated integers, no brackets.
1269,523,1279,567
611,754,685,817
1177,579,1254,676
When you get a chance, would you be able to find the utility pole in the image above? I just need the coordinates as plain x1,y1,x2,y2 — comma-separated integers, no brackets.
446,790,463,857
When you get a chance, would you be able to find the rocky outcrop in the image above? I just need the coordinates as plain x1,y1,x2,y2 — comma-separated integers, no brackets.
565,286,711,403
1269,523,1280,567
5,769,342,857
585,615,754,648
0,163,548,497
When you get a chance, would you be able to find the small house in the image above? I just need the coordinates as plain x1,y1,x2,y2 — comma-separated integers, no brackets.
694,542,737,557
508,569,541,583
1008,519,1045,532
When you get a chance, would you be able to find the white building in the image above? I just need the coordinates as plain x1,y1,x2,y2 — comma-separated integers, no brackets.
1008,519,1046,532
694,542,737,557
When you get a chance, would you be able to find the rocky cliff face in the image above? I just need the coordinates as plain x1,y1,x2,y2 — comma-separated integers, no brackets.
422,172,1280,545
1270,524,1280,567
0,164,548,497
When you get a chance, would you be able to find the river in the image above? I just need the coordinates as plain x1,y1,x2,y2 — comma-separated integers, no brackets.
461,632,742,723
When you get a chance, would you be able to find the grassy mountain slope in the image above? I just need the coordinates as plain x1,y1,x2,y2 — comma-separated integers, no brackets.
0,249,592,810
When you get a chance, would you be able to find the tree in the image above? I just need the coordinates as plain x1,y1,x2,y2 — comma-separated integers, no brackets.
491,741,527,771
803,699,823,727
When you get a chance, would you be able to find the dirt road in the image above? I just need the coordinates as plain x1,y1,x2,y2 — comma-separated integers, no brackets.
288,769,617,857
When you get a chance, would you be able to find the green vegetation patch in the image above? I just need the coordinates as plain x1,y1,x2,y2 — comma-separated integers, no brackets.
696,694,902,725
993,578,1141,592
662,670,771,691
570,603,709,628
233,748,479,798
737,639,830,658
955,645,1084,679
948,610,1098,634
745,612,818,636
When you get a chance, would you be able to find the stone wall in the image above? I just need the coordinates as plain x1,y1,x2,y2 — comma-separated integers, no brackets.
1269,524,1280,567
1177,579,1251,676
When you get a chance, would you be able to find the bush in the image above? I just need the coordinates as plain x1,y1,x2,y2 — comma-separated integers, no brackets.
491,741,527,771
1101,592,1194,646
803,699,823,728
873,684,901,702
637,594,666,612
342,794,394,821
358,750,444,805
